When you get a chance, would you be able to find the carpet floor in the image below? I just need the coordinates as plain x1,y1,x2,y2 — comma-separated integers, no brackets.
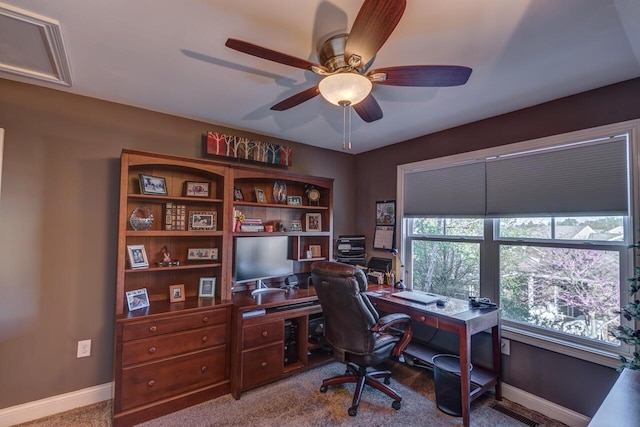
15,361,567,426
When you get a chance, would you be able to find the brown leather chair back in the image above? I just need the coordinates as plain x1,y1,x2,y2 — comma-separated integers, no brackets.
311,261,380,356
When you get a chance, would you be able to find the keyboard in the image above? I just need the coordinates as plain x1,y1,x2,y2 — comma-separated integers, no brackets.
391,291,440,305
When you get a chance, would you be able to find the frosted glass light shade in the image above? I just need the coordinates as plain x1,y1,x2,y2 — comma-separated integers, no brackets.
318,73,372,106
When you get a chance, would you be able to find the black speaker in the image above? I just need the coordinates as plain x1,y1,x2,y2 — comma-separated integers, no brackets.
285,275,298,288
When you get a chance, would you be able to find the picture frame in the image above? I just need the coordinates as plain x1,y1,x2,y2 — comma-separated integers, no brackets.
309,244,321,258
127,244,149,269
199,277,216,297
169,284,185,302
126,288,149,311
188,211,217,231
287,195,302,206
289,219,302,232
139,174,168,196
255,188,266,203
187,247,218,261
184,181,209,197
234,187,244,201
305,213,322,232
376,200,396,226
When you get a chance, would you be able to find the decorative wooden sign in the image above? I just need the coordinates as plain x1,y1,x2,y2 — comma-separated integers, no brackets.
205,131,292,166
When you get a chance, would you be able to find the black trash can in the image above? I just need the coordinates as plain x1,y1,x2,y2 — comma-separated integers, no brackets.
431,354,473,417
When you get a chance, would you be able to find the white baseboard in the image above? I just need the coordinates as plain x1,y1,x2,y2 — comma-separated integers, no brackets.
502,382,591,427
0,382,112,427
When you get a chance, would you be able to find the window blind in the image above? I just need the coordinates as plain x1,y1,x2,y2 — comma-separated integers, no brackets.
403,161,486,217
485,138,628,217
402,136,628,218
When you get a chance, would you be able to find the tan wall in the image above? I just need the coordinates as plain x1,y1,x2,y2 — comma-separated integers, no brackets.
355,77,640,416
0,78,356,408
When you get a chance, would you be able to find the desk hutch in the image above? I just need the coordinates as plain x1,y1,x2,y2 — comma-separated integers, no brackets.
113,150,333,426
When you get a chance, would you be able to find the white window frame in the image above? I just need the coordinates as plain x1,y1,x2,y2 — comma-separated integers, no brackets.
397,119,640,367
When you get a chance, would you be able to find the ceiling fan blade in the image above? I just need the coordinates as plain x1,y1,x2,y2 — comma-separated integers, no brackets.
370,65,473,87
353,94,383,123
271,86,320,111
345,0,407,67
226,38,325,72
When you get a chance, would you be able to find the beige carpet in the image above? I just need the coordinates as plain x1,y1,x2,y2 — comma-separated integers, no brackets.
15,361,567,427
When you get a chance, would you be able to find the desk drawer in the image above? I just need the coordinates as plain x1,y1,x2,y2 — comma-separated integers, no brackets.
122,308,228,341
371,298,439,328
243,320,284,348
241,342,283,389
407,310,438,328
122,324,226,365
120,347,226,411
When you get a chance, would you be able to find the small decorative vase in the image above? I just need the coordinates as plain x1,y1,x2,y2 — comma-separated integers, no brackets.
129,206,154,231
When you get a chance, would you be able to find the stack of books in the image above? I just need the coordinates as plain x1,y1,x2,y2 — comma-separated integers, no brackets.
164,202,186,231
240,218,265,232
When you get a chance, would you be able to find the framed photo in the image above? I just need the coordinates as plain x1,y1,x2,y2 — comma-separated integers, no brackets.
127,244,149,269
139,174,168,196
199,277,216,297
234,187,244,201
126,288,149,311
289,219,302,232
287,195,302,206
309,244,321,258
169,284,185,302
255,188,266,203
187,248,218,261
376,200,396,226
305,213,322,231
188,211,217,231
184,181,209,197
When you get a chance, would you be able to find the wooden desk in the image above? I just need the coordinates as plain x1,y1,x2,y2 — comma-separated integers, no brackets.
366,286,501,427
589,368,640,426
231,286,333,399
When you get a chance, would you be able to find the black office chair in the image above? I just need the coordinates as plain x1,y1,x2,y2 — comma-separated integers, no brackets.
310,261,413,416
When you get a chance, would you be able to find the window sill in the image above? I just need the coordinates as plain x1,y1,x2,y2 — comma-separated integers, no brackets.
501,324,624,369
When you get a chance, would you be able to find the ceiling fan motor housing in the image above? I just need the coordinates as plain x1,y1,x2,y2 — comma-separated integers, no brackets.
317,33,375,74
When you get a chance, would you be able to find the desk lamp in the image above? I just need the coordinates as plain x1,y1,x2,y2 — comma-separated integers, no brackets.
391,248,406,289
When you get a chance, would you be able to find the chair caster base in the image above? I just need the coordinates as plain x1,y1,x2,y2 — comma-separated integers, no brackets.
392,400,401,410
348,406,358,416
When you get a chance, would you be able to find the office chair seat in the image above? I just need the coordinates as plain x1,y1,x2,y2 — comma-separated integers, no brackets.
311,261,413,416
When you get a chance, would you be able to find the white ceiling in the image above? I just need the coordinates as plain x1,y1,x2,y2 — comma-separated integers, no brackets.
1,0,639,154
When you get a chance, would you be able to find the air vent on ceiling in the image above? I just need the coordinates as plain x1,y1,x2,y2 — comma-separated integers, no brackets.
0,3,72,86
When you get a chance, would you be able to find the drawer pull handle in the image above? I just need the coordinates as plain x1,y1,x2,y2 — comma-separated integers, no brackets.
419,316,426,322
149,325,157,332
262,331,268,337
261,362,267,368
201,336,208,343
147,380,155,387
201,365,208,373
148,347,156,354
202,316,209,323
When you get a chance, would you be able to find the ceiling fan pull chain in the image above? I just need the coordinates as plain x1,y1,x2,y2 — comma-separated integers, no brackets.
342,104,347,150
348,105,352,150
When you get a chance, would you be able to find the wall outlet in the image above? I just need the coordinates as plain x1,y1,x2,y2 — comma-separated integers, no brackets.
501,338,510,356
77,339,91,358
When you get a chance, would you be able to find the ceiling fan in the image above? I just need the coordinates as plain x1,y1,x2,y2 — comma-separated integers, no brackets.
225,0,471,127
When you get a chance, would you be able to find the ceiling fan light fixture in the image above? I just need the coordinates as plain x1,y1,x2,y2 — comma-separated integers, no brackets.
318,72,372,106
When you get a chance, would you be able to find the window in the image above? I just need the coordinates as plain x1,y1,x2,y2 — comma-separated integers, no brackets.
398,120,640,365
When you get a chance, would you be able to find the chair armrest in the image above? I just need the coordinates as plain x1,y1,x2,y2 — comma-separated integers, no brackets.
371,313,413,358
371,313,411,333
